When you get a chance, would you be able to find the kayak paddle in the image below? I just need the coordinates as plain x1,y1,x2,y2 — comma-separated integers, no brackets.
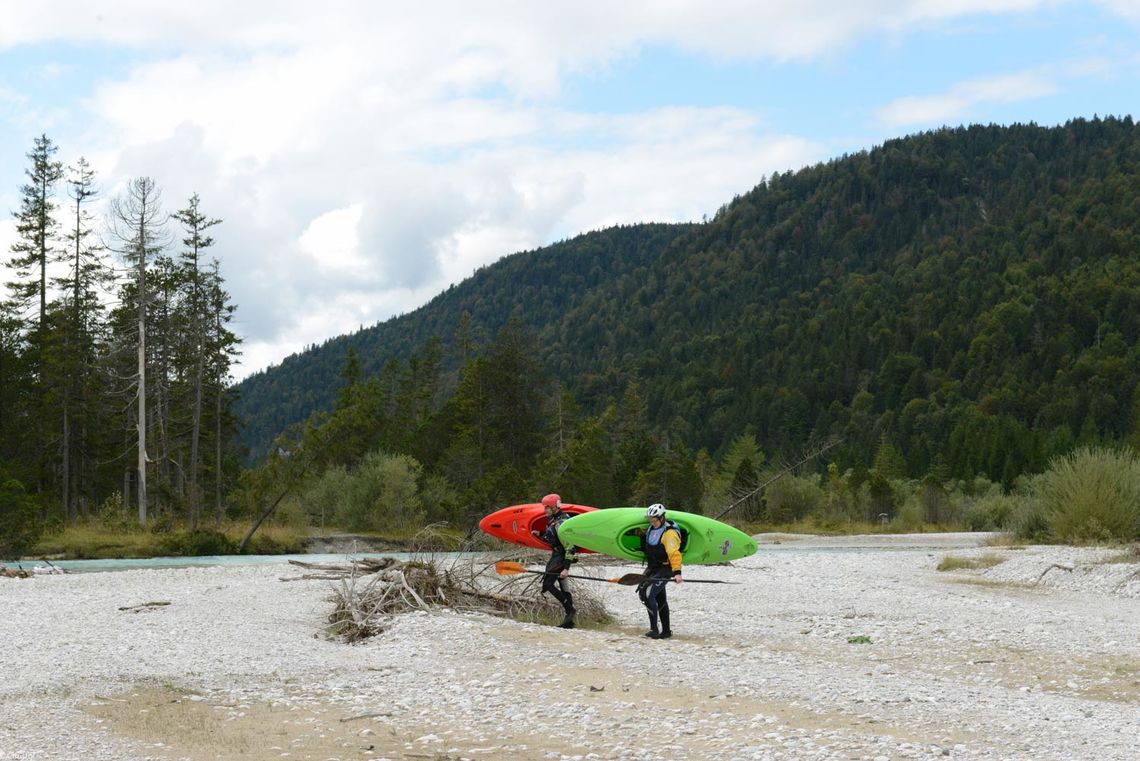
493,561,738,585
494,560,632,584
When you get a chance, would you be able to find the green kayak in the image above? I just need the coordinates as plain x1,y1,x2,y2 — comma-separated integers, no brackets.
557,507,757,565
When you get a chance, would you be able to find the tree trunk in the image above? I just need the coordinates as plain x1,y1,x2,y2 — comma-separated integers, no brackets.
214,381,224,526
62,398,72,521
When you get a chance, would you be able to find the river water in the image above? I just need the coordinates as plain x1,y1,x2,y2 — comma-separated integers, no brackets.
13,551,435,574
13,531,997,574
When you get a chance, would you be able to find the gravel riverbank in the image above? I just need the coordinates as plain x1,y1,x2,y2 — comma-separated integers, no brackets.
2,534,1137,760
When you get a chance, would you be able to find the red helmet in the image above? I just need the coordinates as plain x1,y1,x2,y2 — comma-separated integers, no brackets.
541,493,562,509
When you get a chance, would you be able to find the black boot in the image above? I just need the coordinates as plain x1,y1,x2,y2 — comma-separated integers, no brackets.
644,611,660,638
558,593,576,629
659,606,672,639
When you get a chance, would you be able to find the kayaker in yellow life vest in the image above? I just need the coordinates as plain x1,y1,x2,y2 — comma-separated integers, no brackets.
637,503,683,639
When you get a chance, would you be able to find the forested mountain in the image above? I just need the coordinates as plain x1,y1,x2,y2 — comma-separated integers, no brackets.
234,223,693,457
236,117,1140,486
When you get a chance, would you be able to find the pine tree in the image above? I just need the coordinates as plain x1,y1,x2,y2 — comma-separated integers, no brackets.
204,260,241,523
0,302,30,471
49,158,112,520
4,134,64,499
172,194,221,529
5,134,64,346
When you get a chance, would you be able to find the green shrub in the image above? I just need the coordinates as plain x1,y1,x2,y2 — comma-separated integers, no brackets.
1032,446,1140,543
0,478,41,559
891,494,925,532
300,465,353,527
420,473,461,523
243,532,306,554
963,494,1018,531
764,474,823,524
148,514,177,534
1009,498,1050,542
159,530,236,556
271,495,311,528
42,516,66,537
96,492,133,531
302,451,427,533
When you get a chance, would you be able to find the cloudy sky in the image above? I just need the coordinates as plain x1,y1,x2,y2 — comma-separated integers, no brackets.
2,1,1137,380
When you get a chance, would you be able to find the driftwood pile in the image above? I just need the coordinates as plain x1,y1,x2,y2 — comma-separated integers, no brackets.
1,561,66,578
280,556,402,581
317,554,611,642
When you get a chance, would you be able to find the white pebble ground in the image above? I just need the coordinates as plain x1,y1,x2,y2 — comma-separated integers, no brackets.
1,533,1137,760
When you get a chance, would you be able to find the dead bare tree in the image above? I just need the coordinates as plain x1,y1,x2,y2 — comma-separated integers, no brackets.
107,177,170,527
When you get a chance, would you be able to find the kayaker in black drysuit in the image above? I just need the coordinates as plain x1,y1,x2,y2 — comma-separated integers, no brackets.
637,503,683,639
531,493,578,629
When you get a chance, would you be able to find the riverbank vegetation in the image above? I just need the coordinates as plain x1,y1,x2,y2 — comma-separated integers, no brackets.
5,120,1140,560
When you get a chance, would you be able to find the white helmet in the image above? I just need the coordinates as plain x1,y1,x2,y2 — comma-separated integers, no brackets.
645,503,666,519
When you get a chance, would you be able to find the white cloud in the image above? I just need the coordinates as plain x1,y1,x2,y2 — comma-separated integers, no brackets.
299,205,366,276
0,219,17,264
1095,1,1140,22
877,70,1060,127
4,0,1130,380
3,2,1086,64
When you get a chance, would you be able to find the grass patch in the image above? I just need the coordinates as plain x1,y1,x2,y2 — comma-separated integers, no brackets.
740,517,956,536
31,524,164,559
846,635,873,644
983,533,1027,548
936,552,1007,571
30,520,311,559
29,517,472,560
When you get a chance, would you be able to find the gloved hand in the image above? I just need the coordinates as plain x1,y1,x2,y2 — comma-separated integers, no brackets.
565,551,578,564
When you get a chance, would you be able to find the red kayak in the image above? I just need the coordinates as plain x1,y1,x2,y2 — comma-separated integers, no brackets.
479,502,597,552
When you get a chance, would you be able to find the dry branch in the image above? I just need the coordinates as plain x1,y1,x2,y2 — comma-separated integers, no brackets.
321,554,611,642
118,601,171,612
339,712,392,723
281,556,399,581
1034,563,1074,584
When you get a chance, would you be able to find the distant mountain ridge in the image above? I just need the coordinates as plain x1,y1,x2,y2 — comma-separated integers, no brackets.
233,222,693,458
235,116,1140,484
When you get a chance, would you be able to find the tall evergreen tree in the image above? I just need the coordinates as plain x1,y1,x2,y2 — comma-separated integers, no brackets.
0,303,29,474
4,134,64,500
172,194,221,529
204,260,241,523
5,134,64,346
49,158,112,520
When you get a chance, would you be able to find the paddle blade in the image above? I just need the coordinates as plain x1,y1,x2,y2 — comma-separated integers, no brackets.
494,561,531,575
609,572,741,585
613,573,645,586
